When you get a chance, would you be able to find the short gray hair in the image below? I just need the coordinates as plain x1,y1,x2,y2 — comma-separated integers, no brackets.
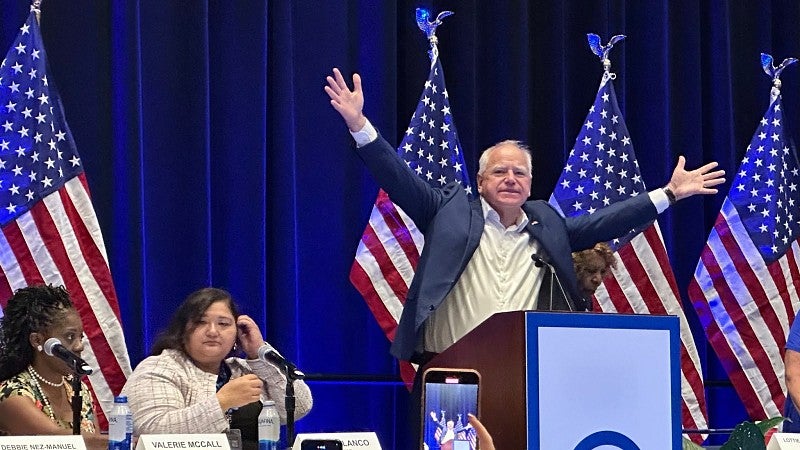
477,140,533,176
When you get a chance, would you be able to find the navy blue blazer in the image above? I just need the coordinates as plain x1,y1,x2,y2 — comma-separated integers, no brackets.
355,134,660,361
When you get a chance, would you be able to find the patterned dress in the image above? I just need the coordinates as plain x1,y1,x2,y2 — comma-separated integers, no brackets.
0,369,96,434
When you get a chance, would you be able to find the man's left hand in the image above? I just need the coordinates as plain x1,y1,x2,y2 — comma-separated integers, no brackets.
666,155,726,201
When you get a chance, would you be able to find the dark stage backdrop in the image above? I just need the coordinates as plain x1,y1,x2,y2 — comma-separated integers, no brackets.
1,1,799,447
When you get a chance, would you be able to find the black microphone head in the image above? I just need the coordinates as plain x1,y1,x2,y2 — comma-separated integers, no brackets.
257,342,276,361
43,337,62,356
531,253,544,267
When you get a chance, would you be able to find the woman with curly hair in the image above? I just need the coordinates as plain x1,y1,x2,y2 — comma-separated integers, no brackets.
572,242,617,303
0,284,106,448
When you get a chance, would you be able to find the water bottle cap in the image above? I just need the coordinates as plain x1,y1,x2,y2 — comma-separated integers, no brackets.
114,395,128,403
263,400,275,406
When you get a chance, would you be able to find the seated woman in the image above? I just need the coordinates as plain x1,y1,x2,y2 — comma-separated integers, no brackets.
0,284,106,449
122,287,312,447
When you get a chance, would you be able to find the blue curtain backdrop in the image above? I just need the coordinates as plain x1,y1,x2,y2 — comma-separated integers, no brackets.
1,0,799,447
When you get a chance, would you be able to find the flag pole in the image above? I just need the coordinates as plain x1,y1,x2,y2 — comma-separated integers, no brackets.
31,0,42,23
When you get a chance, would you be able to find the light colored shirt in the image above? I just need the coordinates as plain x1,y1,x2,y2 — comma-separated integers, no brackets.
121,349,312,436
425,197,544,352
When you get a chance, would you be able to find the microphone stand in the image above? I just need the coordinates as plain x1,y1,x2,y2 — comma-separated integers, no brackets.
69,362,84,435
283,364,305,449
533,253,574,312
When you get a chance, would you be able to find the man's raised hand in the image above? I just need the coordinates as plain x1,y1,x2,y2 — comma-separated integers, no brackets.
325,68,366,132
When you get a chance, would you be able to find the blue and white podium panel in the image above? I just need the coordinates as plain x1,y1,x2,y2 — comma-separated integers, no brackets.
526,312,681,450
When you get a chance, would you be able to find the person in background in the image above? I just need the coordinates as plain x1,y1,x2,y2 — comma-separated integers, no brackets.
783,316,800,432
0,284,107,450
122,287,312,449
572,242,617,308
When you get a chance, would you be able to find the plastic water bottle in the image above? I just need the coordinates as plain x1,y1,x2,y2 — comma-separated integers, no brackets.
258,400,280,450
108,395,133,450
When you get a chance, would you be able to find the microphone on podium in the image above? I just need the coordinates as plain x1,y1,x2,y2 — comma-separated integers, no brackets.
44,337,93,375
532,253,574,312
257,342,305,379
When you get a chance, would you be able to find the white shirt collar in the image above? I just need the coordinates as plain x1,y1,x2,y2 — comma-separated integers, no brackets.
480,197,529,231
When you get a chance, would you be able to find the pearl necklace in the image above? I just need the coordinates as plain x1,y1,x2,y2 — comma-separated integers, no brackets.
27,366,60,423
28,365,65,387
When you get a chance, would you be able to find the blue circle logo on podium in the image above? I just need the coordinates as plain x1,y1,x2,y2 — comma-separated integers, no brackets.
573,431,640,450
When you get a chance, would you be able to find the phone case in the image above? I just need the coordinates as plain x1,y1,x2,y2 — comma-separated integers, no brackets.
420,368,481,450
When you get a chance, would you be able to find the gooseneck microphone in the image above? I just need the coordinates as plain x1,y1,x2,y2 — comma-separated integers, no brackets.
257,342,305,379
43,338,93,375
531,253,574,312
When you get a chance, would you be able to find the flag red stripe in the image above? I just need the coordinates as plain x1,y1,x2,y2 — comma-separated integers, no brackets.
786,246,800,327
27,200,127,393
399,361,417,390
641,229,709,425
357,223,411,303
637,232,707,432
2,220,45,285
374,190,420,266
0,277,11,307
643,226,681,293
678,341,707,425
597,272,631,313
718,217,787,355
694,228,783,417
55,185,127,393
696,290,773,418
713,217,785,398
616,242,666,315
349,260,400,340
58,183,122,320
767,248,796,332
0,231,19,304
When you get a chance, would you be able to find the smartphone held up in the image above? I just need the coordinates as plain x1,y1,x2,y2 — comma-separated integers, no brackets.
420,368,481,450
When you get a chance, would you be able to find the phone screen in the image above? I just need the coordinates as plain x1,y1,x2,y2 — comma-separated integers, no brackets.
421,368,480,450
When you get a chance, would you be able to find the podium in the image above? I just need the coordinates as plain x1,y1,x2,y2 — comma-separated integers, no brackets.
425,311,681,450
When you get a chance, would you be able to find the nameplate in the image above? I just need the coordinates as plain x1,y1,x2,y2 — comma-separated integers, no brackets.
0,435,87,450
769,433,800,450
292,432,381,450
135,434,230,450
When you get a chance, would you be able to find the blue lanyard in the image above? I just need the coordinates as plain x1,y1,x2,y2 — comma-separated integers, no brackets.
215,362,231,392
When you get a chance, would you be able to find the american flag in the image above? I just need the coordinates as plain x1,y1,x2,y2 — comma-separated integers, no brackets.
548,72,709,440
688,84,800,419
0,10,131,427
349,54,472,386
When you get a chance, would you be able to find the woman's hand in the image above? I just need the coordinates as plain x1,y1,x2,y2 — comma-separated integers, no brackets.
216,374,263,411
236,315,265,359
